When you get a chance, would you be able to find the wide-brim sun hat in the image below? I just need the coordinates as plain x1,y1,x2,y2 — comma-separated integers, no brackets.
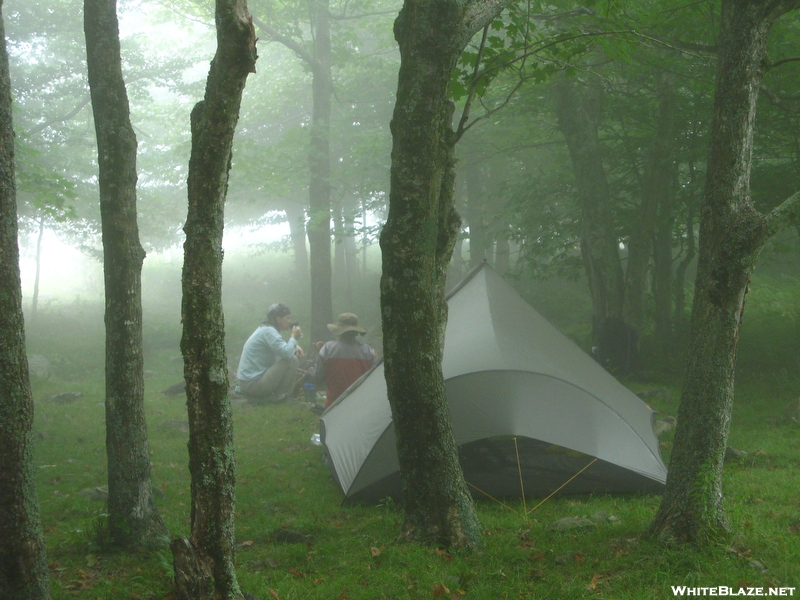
328,313,366,336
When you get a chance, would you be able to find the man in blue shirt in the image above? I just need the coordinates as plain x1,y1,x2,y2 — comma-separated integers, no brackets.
236,303,305,402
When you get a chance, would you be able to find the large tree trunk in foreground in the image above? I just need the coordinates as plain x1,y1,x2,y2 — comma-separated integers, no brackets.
648,0,800,545
173,0,256,598
553,76,624,332
0,4,50,596
85,0,168,550
380,0,509,548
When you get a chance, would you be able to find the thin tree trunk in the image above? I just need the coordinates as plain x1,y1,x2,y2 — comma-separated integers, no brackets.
495,236,510,273
464,166,491,267
553,76,624,332
31,216,44,319
84,0,168,550
0,3,50,595
381,0,509,548
284,201,308,276
307,0,334,343
648,0,800,545
673,201,696,326
343,199,360,289
648,74,679,353
172,0,256,597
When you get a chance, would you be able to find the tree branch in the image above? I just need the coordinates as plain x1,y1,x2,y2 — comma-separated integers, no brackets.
28,96,91,135
252,15,316,66
768,56,800,70
763,190,800,241
329,9,397,20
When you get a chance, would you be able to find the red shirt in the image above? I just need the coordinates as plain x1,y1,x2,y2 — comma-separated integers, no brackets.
314,339,376,407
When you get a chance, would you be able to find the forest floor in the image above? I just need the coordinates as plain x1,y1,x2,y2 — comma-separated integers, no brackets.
29,346,799,600
24,266,800,599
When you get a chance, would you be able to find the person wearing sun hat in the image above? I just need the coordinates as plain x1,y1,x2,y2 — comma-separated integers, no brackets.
310,313,377,407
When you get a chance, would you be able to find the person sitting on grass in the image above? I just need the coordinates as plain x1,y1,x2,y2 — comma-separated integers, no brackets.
235,303,305,403
310,313,377,408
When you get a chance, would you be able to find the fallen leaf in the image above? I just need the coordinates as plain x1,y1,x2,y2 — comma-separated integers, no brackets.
433,582,451,598
268,589,280,600
573,552,584,565
241,540,254,548
433,548,452,562
370,546,382,558
85,554,97,567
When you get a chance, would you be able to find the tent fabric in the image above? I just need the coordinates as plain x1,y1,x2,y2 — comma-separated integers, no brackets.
320,263,667,504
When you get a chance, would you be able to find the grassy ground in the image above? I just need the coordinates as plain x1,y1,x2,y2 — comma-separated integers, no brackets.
23,266,800,599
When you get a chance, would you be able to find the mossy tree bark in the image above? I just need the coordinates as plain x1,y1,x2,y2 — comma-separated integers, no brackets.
380,0,510,548
553,76,625,331
84,0,168,550
0,3,51,597
172,0,256,597
648,0,800,545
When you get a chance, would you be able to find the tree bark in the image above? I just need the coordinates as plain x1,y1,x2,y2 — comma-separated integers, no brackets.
648,0,800,545
623,73,676,333
307,0,334,343
464,165,492,268
647,74,679,352
31,216,44,319
553,76,624,332
173,0,256,597
381,0,509,549
284,201,308,277
84,0,168,550
0,3,51,596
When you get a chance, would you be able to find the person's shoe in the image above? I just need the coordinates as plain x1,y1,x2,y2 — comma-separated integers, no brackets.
269,394,290,404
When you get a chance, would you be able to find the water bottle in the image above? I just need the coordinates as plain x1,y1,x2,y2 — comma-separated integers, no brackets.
304,382,316,403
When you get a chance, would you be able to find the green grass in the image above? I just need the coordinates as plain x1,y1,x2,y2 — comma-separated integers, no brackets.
28,342,800,599
23,262,800,599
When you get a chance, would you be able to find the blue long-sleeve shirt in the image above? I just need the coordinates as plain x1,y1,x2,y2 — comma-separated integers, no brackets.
236,325,298,382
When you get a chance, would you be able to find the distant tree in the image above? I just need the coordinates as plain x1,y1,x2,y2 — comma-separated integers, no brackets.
0,0,51,596
84,0,169,550
380,0,510,548
254,0,334,342
170,0,257,597
552,74,625,329
648,0,800,545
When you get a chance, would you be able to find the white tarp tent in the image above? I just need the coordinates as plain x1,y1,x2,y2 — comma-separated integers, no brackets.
320,263,667,504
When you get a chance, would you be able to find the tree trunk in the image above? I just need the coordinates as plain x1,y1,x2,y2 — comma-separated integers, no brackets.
31,216,44,319
647,74,679,353
0,4,51,595
623,73,676,333
464,165,492,268
648,0,800,545
495,236,510,273
284,201,308,276
307,0,334,343
84,0,168,550
173,0,256,597
673,201,696,327
343,199,360,288
553,76,624,332
381,0,509,548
